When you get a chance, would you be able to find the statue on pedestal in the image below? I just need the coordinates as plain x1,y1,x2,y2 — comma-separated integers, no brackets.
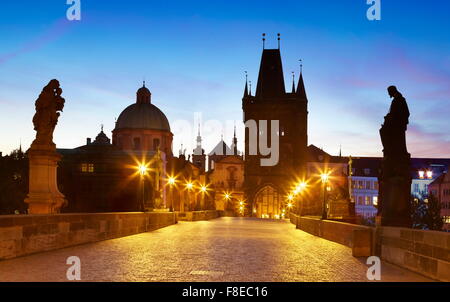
378,86,412,227
31,79,65,148
25,79,67,214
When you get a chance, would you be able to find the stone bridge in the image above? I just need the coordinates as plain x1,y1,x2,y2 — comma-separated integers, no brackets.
0,214,440,282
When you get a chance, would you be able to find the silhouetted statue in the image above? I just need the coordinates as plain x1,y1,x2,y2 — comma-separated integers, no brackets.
378,86,412,227
25,79,66,214
32,79,65,146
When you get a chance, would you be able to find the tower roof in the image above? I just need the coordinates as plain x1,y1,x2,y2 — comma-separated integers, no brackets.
296,72,307,100
208,139,233,156
255,49,286,98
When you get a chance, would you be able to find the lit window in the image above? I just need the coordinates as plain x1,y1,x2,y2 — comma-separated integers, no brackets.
81,163,94,173
373,196,378,206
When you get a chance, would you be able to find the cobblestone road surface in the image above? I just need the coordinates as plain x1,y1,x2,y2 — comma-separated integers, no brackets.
0,217,432,282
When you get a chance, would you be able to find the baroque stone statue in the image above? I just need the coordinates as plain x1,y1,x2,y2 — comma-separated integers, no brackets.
25,79,67,214
378,86,412,227
31,79,65,147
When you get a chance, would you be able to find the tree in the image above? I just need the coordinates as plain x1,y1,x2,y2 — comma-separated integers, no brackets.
423,194,443,231
411,194,444,231
0,149,28,214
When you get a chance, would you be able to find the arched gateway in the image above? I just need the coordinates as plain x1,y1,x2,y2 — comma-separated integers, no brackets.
253,185,283,219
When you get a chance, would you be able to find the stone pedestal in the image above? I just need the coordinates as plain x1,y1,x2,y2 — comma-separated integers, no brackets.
378,155,412,227
24,143,66,214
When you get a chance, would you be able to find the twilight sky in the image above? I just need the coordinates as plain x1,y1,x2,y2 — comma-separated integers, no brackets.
1,0,449,158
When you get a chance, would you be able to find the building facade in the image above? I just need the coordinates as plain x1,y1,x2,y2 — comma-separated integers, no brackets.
429,171,450,231
58,84,173,212
349,157,381,219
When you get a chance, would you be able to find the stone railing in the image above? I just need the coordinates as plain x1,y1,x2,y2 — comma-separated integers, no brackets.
290,213,373,257
176,210,219,221
0,212,176,260
289,213,450,281
378,227,449,281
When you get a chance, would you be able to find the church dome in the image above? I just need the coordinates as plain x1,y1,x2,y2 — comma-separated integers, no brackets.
115,83,171,132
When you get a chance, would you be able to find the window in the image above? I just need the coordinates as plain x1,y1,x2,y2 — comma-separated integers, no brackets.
81,163,94,173
373,196,378,206
153,138,160,150
364,168,371,175
374,181,379,190
366,181,372,190
358,181,364,189
414,183,419,193
133,137,141,150
358,196,364,205
365,196,371,205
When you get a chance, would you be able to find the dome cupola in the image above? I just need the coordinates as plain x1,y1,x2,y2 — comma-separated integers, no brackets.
136,81,151,104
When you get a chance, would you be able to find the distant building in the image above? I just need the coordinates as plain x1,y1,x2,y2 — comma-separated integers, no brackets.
207,129,239,171
349,157,381,219
410,159,450,199
428,170,450,231
58,84,174,212
206,132,244,213
192,125,206,172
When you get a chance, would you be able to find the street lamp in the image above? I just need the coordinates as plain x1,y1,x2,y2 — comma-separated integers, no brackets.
137,163,148,212
198,184,208,210
166,175,177,212
320,171,330,220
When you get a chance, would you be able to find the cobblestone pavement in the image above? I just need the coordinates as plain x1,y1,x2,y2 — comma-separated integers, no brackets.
0,217,432,282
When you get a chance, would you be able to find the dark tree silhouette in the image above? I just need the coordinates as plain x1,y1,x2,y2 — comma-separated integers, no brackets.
423,194,443,231
0,149,28,214
411,194,443,231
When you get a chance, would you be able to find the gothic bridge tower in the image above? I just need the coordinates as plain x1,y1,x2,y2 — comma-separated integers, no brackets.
242,47,308,218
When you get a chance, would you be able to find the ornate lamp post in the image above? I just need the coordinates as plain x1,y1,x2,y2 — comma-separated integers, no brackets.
167,175,177,212
321,172,330,220
138,164,148,212
185,181,194,211
199,184,207,210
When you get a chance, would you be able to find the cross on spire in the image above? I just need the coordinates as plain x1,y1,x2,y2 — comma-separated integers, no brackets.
277,33,281,49
262,33,266,49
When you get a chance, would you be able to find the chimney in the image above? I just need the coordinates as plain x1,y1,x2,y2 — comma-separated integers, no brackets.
87,138,92,145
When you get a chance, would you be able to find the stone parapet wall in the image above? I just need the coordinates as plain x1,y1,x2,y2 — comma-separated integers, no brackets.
289,213,373,257
289,213,450,281
176,210,219,221
379,227,450,281
0,212,176,260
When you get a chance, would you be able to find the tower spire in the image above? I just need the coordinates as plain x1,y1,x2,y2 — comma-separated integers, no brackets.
243,71,249,97
291,71,296,93
232,123,238,155
296,60,307,99
249,81,252,96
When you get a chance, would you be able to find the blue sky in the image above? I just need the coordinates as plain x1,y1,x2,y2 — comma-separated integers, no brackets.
1,0,450,157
